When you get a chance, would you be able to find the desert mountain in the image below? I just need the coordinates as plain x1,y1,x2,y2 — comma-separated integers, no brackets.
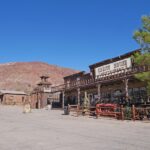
0,62,78,92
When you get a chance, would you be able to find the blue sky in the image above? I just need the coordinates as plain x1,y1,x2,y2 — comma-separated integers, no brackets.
0,0,149,71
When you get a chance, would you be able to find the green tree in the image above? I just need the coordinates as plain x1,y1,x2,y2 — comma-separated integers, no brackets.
133,15,150,52
133,15,150,98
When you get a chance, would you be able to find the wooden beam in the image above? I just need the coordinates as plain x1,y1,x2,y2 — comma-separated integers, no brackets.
77,88,80,105
124,78,129,102
97,83,101,101
62,91,65,109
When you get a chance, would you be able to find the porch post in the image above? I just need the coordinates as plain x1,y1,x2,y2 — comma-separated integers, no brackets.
62,91,65,109
77,88,80,105
97,83,101,102
124,78,129,102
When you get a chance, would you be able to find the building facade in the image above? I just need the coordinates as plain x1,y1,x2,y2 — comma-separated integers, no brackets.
30,75,52,109
51,49,150,108
0,90,27,105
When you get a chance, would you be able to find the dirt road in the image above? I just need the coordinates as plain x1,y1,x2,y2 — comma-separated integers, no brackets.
0,106,149,150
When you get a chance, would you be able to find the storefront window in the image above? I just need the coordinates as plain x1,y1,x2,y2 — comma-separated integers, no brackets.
129,87,147,104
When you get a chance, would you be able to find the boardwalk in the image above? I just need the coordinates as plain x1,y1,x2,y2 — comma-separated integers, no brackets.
0,106,150,150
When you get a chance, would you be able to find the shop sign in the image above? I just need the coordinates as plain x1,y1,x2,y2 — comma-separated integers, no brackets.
95,58,132,79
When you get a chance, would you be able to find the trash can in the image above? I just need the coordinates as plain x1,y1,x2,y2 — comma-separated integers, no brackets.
64,106,69,115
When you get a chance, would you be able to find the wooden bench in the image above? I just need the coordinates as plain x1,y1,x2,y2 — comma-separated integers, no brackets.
68,105,96,117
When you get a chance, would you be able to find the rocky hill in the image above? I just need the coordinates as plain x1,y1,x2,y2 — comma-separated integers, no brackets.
0,62,78,92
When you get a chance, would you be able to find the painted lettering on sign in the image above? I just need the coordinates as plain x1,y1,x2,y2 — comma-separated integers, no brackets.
95,58,132,79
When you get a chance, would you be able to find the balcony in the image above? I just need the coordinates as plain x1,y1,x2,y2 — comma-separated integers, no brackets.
50,65,150,93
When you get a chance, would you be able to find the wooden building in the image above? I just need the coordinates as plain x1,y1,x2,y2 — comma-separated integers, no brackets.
30,75,52,109
51,49,150,108
0,90,27,105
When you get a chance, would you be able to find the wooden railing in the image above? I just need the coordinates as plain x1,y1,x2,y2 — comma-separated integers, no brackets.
51,84,65,93
51,65,150,93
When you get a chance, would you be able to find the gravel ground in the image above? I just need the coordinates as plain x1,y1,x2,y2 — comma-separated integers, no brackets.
0,105,150,150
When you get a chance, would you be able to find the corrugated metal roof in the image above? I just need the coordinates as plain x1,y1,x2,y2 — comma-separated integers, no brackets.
0,90,27,95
